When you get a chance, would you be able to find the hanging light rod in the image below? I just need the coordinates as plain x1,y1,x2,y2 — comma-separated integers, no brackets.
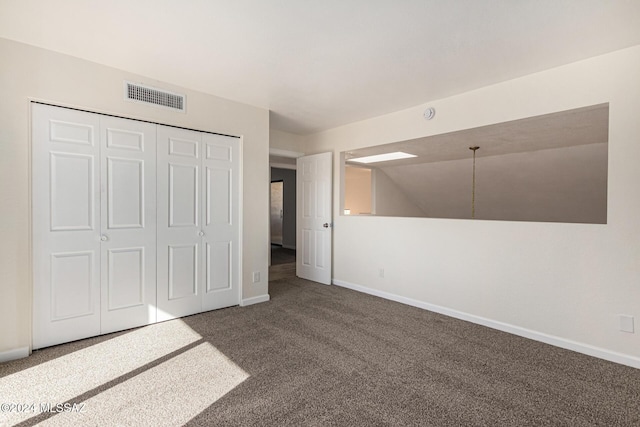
469,146,480,219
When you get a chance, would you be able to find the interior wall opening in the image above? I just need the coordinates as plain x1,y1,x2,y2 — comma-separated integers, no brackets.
341,103,609,224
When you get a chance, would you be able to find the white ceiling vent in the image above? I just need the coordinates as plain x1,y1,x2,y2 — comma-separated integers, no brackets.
124,81,185,112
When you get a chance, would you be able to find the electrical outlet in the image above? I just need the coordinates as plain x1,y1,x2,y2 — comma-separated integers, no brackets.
252,272,260,283
379,268,384,278
620,315,634,333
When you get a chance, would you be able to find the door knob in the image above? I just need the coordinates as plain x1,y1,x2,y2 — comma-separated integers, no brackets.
199,231,205,237
100,235,108,241
323,223,331,228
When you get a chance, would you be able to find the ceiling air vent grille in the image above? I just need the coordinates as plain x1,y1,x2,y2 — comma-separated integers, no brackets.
124,81,185,112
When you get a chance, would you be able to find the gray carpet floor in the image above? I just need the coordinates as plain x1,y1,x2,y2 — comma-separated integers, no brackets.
2,271,640,426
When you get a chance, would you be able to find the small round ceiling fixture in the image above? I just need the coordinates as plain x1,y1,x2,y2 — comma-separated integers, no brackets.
423,107,436,120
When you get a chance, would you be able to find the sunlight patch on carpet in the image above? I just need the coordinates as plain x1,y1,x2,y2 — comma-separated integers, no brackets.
39,342,249,426
0,320,202,425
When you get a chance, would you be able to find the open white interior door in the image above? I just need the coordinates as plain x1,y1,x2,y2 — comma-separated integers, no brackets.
296,152,332,285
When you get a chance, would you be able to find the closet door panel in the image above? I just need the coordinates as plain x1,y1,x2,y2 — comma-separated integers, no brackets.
32,104,101,349
107,157,144,228
206,241,230,292
157,126,203,321
100,116,157,334
202,133,240,311
50,153,95,231
168,244,199,299
169,163,199,227
50,251,94,319
106,247,145,309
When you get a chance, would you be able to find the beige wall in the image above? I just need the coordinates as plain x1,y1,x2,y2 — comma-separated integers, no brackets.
0,38,270,355
303,46,640,365
269,128,304,153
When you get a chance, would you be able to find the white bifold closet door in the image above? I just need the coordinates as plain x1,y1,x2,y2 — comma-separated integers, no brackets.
156,126,240,321
99,116,157,334
32,104,157,349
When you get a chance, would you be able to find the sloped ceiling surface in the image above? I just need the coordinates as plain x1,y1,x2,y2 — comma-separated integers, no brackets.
379,144,608,223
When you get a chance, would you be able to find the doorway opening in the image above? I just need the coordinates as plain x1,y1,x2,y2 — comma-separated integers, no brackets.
270,169,296,267
268,150,333,284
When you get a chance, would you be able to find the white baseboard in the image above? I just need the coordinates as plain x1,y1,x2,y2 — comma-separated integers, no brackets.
0,347,30,363
333,279,640,370
240,294,270,307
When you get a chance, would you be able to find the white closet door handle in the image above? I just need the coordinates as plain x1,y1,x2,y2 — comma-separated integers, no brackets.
198,231,205,237
100,235,108,241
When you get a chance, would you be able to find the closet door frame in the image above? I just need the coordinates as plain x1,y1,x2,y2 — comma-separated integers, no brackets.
32,102,243,349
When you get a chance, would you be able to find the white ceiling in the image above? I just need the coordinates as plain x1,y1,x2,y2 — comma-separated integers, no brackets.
1,1,639,135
